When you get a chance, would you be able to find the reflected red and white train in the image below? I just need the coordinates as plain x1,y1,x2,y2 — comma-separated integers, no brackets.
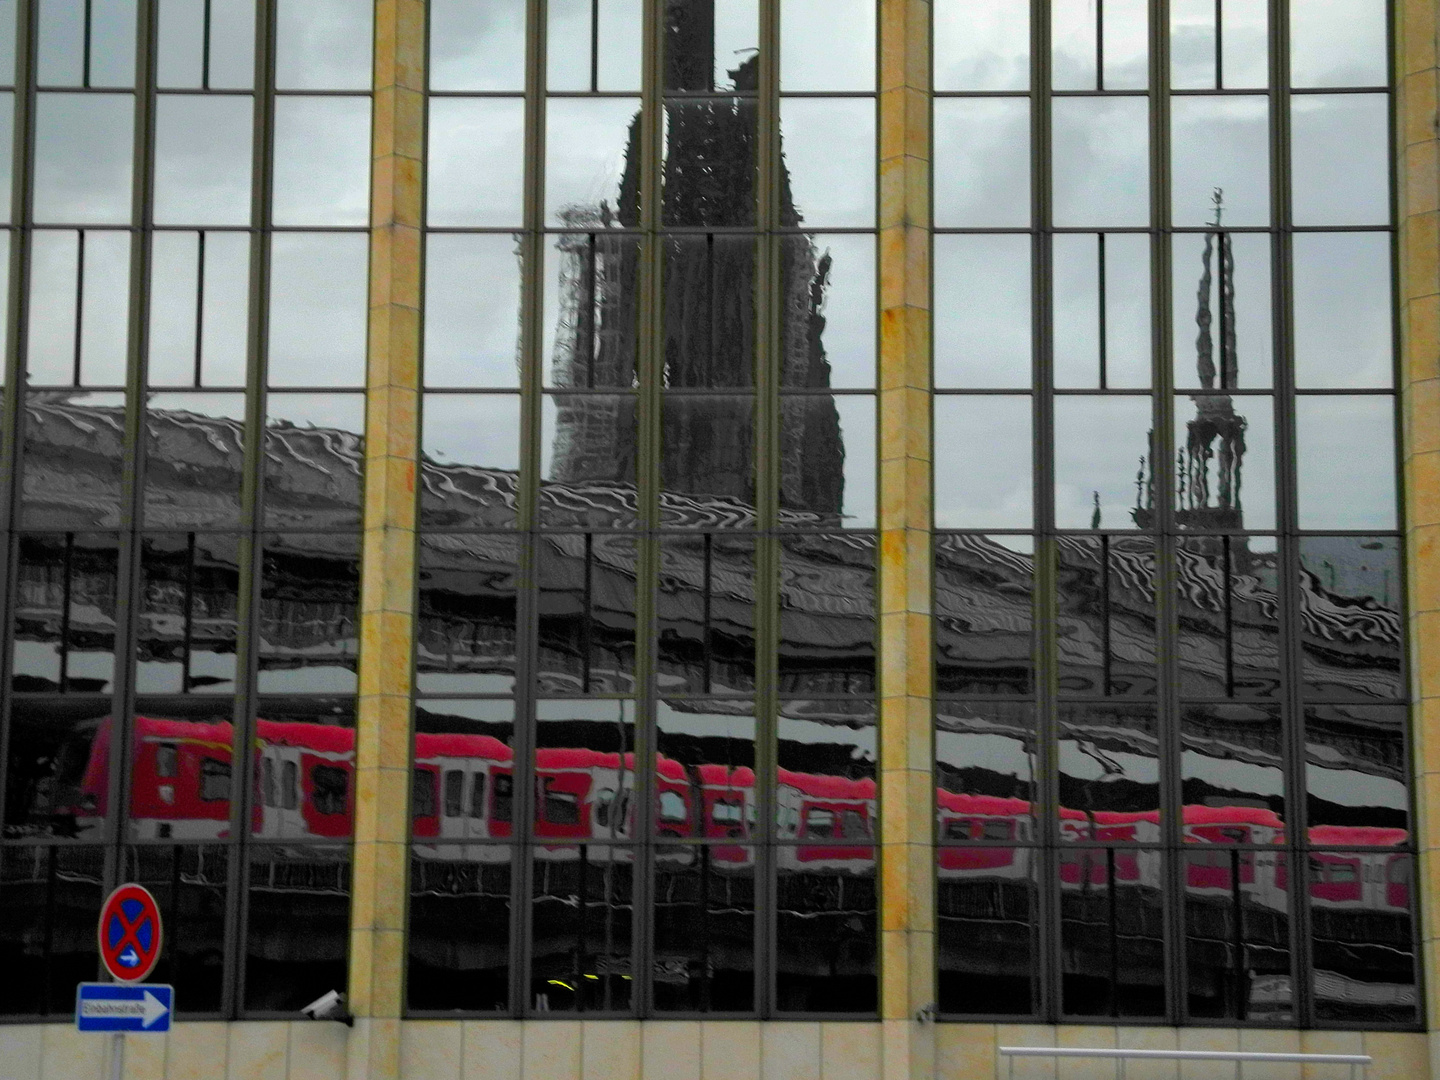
937,790,1412,917
70,715,1410,913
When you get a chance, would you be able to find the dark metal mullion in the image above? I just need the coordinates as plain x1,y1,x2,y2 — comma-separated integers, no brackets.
1268,0,1314,1028
103,0,158,910
0,0,38,842
83,0,93,89
512,0,547,1017
1032,0,1062,1024
193,230,206,385
1150,0,1186,1027
753,0,779,1019
630,0,666,1020
1385,0,1424,1010
201,0,212,91
1097,233,1108,388
71,230,85,385
229,0,276,1018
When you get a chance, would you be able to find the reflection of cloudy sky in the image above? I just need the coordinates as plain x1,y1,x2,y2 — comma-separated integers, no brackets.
430,0,527,91
545,98,640,224
274,0,372,90
779,99,875,228
28,230,130,386
1051,96,1149,227
426,235,524,388
935,0,1028,91
423,393,521,473
1170,0,1267,88
1052,0,1146,89
430,99,525,227
271,96,371,227
153,95,253,226
267,234,368,386
779,0,873,91
33,94,134,225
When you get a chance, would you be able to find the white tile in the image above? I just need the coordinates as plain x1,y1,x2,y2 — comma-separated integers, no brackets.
582,1021,640,1080
40,1025,105,1080
761,1023,821,1080
702,1022,761,1080
166,1021,229,1080
463,1021,523,1080
0,1026,44,1080
401,1020,463,1080
227,1022,289,1080
523,1021,581,1080
287,1019,348,1080
643,1022,700,1080
820,1023,881,1080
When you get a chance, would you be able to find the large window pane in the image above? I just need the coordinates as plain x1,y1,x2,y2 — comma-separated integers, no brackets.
938,848,1037,1015
1295,396,1396,530
152,94,253,225
934,98,1030,227
1051,97,1149,227
934,396,1032,528
1291,94,1389,227
935,234,1031,389
428,98,526,227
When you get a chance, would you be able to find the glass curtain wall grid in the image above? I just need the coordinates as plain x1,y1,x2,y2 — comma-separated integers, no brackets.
408,0,879,1018
933,0,1415,1028
0,0,373,1020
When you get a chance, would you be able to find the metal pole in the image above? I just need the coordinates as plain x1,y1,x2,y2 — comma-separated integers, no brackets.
108,1032,123,1080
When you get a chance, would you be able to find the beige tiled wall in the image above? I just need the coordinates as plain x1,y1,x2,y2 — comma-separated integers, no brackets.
0,1022,1425,1080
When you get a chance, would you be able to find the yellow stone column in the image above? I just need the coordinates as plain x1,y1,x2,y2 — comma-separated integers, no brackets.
348,2,424,1078
1397,0,1440,1066
878,0,934,1078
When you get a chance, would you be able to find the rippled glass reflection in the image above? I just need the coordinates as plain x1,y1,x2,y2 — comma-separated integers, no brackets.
1299,537,1402,701
1057,536,1157,696
935,536,1034,695
416,537,519,694
1177,536,1281,698
1059,847,1166,1016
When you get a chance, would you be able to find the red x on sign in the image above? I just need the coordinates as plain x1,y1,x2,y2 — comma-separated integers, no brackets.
98,884,163,983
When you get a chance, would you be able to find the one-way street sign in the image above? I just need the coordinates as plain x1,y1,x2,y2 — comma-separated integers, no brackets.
75,983,173,1033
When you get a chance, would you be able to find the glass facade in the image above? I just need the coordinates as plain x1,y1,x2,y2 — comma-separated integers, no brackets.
0,0,369,1019
409,0,879,1017
934,0,1414,1027
0,0,1418,1035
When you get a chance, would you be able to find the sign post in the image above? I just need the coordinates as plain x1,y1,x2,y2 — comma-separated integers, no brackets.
81,884,173,1080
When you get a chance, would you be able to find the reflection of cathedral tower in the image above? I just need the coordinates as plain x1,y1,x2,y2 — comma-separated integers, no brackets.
1133,192,1249,531
548,0,844,517
1177,191,1247,531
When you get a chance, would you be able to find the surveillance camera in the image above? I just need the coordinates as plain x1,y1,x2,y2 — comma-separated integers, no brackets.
300,990,353,1026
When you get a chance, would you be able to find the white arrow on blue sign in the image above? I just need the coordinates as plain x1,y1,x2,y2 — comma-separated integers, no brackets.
75,983,173,1033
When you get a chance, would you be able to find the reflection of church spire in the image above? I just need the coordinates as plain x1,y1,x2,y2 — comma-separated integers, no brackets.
547,0,845,519
1138,192,1249,530
1178,189,1247,530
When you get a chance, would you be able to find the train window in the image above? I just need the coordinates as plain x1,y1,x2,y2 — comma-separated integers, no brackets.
493,774,513,822
805,808,836,838
541,779,580,825
1312,859,1358,885
156,743,178,778
262,758,277,807
842,810,870,839
443,769,464,817
281,760,299,810
469,773,486,818
713,798,744,826
981,819,1011,841
312,764,347,815
199,757,231,801
943,818,973,841
412,768,436,819
658,790,686,822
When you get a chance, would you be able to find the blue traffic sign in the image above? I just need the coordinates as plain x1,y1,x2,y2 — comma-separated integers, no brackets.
75,983,173,1033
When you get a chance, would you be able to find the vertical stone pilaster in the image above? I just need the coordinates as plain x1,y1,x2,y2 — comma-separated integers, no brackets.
349,2,425,1078
1396,0,1440,1069
877,1,933,1078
